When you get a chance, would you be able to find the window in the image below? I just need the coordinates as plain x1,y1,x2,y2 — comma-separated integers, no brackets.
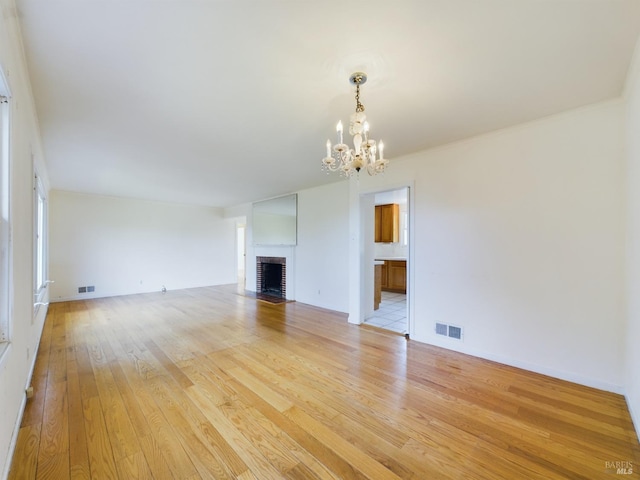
0,78,10,345
34,172,47,309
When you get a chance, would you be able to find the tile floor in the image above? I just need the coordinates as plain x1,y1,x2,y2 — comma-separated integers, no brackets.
365,291,407,334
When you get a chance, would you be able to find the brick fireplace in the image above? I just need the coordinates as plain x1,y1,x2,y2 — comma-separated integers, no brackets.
256,256,286,299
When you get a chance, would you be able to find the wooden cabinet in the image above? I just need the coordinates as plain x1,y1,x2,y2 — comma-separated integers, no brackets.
377,260,406,294
375,204,399,243
380,261,388,289
387,261,406,293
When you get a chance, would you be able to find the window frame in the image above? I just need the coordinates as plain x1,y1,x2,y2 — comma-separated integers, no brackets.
0,69,11,349
33,171,47,311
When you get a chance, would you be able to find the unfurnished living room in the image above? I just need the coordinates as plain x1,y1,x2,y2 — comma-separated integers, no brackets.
1,1,640,479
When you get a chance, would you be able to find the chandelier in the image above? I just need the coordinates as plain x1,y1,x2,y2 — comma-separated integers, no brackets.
322,72,388,177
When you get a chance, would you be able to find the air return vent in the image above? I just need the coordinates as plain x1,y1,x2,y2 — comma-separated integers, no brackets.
435,323,463,340
448,325,462,340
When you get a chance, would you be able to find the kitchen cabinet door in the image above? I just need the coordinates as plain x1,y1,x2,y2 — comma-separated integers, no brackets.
380,261,388,289
387,260,406,293
375,204,399,243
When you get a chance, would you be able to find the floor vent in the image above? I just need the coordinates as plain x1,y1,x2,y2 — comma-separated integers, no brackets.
435,323,463,340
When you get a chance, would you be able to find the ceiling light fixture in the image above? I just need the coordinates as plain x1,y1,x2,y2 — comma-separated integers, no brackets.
322,72,388,177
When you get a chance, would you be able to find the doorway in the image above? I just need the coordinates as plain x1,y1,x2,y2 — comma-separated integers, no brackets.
363,187,410,336
236,223,246,287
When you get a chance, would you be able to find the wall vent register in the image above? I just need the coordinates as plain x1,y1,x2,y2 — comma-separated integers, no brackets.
435,322,463,340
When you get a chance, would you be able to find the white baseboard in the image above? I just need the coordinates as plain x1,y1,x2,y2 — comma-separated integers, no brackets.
1,394,27,480
1,307,48,480
422,336,625,395
475,349,624,394
626,394,640,444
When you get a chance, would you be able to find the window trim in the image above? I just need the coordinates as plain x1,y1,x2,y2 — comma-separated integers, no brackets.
0,67,12,349
33,171,48,312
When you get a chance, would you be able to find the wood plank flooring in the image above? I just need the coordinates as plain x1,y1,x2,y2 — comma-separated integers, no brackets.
9,285,640,479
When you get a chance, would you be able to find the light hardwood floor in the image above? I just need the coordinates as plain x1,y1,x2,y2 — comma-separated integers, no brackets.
9,285,640,479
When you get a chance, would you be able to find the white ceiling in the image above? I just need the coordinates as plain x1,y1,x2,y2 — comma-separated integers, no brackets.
15,0,640,208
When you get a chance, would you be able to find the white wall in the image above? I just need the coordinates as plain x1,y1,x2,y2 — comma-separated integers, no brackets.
295,181,349,312
49,191,237,301
356,99,626,393
242,201,297,301
0,0,51,477
240,181,350,312
624,38,640,436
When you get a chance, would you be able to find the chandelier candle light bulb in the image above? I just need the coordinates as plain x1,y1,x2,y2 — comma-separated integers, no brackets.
321,72,389,177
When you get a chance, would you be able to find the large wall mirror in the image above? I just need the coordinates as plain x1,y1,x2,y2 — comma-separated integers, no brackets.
252,194,297,246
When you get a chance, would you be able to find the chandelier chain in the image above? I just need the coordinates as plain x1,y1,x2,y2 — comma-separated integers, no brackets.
355,84,364,113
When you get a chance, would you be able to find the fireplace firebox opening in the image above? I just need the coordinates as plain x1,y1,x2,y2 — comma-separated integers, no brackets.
256,257,286,299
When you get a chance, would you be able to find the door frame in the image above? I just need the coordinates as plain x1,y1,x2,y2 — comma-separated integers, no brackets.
350,182,414,339
236,222,246,288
